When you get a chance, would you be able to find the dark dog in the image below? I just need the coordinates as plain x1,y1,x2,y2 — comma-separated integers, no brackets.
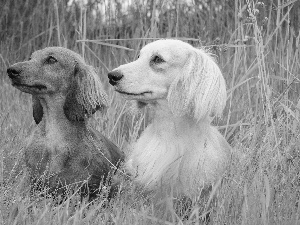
7,47,124,200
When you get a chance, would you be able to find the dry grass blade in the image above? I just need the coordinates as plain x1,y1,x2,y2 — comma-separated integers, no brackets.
226,77,254,97
96,37,201,42
77,40,135,51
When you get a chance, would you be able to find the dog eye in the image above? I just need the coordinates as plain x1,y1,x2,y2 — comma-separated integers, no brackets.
45,56,58,64
151,55,165,64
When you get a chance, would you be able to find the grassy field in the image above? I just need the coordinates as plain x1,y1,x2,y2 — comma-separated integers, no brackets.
1,0,300,224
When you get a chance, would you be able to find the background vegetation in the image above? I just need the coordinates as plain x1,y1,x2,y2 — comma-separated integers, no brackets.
1,0,300,224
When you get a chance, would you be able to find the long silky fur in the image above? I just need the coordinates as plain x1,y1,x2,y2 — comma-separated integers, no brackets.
126,107,231,197
168,48,227,121
76,64,108,116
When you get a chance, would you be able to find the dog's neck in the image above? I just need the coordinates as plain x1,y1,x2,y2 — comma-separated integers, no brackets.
127,99,227,196
37,95,86,136
149,99,210,128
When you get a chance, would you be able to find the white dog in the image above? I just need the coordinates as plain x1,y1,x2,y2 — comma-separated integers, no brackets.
108,39,231,198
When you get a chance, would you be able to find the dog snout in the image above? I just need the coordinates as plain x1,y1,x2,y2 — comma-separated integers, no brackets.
108,70,123,86
7,66,22,79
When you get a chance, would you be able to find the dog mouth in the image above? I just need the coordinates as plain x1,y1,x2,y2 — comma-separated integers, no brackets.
12,82,47,91
116,89,165,103
116,90,152,96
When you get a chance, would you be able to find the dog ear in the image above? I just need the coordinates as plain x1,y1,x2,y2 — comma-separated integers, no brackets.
168,48,227,121
64,61,108,121
32,96,43,124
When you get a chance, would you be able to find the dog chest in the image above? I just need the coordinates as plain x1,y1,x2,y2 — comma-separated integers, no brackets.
24,128,114,185
128,119,229,196
24,129,75,174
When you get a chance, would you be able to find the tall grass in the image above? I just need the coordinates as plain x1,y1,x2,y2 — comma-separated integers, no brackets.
1,0,300,224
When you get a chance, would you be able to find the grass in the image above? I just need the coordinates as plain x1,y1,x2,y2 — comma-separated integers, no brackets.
1,0,300,224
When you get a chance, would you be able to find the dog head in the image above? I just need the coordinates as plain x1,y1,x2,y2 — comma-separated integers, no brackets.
108,39,227,121
7,47,108,123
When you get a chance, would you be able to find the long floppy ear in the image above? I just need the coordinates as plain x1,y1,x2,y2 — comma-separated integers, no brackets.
64,61,108,121
168,48,227,121
32,96,43,124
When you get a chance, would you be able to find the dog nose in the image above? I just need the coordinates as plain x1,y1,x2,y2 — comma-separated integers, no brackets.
108,70,123,86
7,67,21,79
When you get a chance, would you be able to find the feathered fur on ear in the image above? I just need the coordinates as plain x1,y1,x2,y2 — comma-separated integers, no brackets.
32,96,43,124
64,61,108,121
168,48,227,121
